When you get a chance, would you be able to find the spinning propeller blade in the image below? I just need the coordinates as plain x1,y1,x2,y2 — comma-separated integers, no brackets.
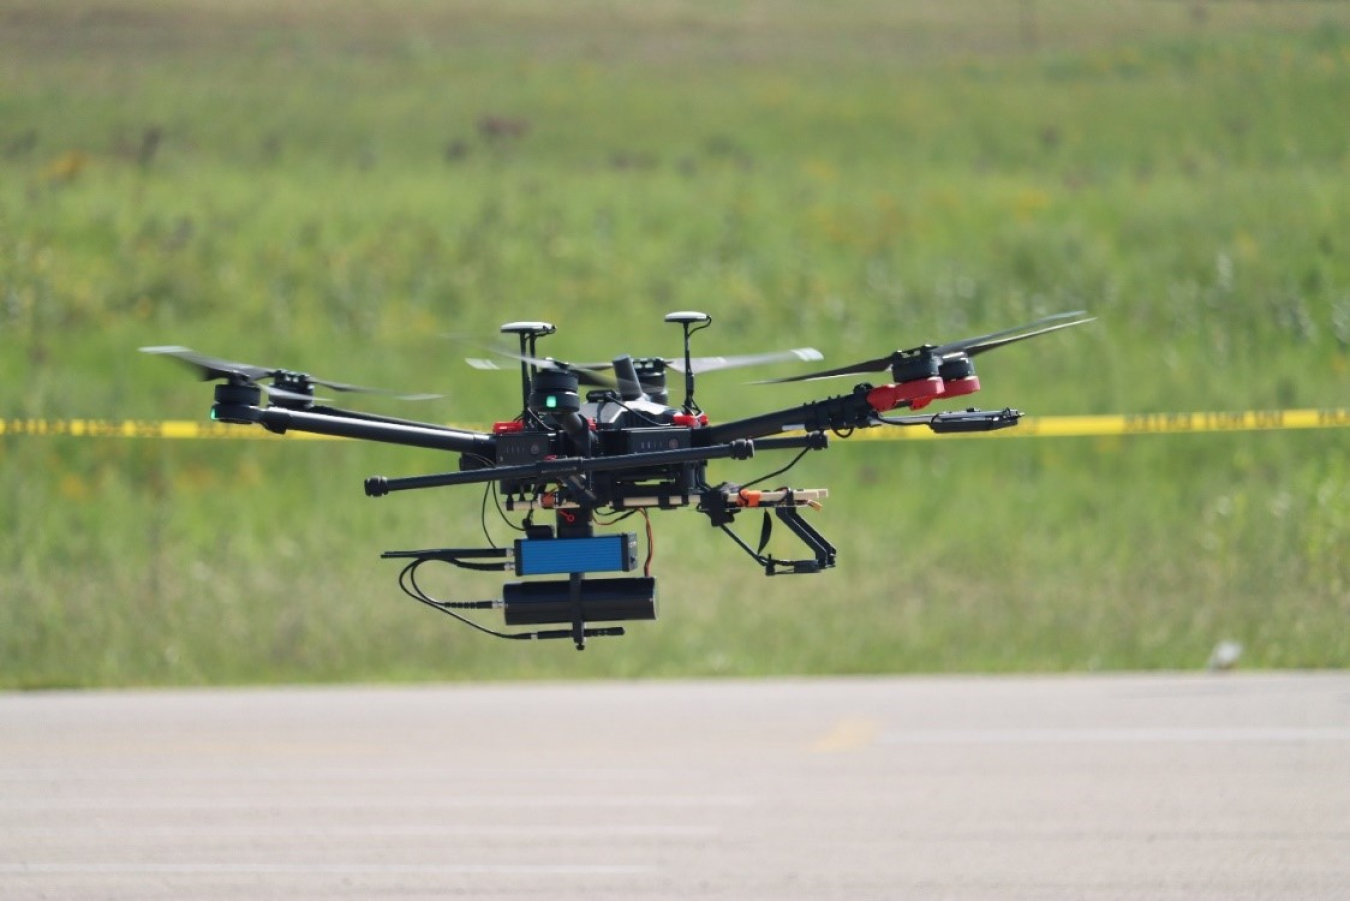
754,353,895,385
466,350,617,389
139,346,273,382
261,384,333,404
759,311,1093,384
140,346,441,400
931,310,1095,357
669,347,824,374
479,347,824,378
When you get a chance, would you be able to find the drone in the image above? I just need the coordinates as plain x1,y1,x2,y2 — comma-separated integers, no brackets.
144,310,1093,649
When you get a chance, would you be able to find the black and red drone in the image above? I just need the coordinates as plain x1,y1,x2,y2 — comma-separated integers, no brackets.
144,310,1092,648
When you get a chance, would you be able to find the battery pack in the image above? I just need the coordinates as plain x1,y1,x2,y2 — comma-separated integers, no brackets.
514,534,638,576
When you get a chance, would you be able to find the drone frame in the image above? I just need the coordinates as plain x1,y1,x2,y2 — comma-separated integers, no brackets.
151,310,1093,649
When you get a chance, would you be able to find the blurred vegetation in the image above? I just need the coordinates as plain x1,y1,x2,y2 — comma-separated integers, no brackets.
1,1,1347,687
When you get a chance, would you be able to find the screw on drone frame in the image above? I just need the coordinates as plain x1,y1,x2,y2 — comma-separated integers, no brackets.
665,310,712,414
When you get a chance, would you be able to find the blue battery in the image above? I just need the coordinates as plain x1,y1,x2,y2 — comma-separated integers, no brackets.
514,534,637,576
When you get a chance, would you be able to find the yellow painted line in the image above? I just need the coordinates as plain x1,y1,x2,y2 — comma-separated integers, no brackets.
1,408,1347,441
811,717,883,753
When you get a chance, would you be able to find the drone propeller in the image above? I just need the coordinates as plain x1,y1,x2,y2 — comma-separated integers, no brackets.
759,311,1094,384
261,384,334,404
470,347,822,383
931,310,1096,358
140,346,441,401
465,352,618,389
568,347,824,376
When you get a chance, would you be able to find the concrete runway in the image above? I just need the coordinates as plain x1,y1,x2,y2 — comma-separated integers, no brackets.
2,673,1347,900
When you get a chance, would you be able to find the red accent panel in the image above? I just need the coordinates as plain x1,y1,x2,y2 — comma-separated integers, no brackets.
941,376,981,399
493,421,525,433
672,413,710,427
866,377,945,413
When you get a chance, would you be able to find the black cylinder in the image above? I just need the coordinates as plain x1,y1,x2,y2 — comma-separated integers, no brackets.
503,577,657,626
938,354,976,381
890,348,942,383
528,368,581,414
214,381,262,406
612,355,644,401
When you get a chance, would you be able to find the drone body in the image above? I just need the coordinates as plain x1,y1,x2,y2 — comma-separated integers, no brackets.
145,310,1092,649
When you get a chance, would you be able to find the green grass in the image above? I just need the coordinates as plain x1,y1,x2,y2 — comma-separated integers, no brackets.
2,1,1348,686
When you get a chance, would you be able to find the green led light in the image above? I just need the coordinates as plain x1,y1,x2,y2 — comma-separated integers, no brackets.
546,395,558,409
210,408,218,421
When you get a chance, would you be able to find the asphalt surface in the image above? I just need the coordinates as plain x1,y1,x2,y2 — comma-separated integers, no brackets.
2,673,1348,900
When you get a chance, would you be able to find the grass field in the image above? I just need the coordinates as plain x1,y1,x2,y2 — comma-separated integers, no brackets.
2,1,1347,686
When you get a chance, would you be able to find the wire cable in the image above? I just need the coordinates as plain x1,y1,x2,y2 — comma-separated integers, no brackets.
479,482,496,547
592,509,639,527
739,445,812,491
396,557,626,643
595,394,668,428
397,559,518,640
640,509,654,577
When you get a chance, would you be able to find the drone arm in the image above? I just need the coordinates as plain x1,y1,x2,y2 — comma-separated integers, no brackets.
304,405,486,434
215,402,497,456
365,438,758,497
698,383,905,444
699,371,1022,443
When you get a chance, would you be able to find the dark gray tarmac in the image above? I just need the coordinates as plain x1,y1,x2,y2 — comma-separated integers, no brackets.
2,673,1347,899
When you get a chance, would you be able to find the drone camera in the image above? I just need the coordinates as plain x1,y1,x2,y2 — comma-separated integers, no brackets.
514,533,638,577
502,576,657,626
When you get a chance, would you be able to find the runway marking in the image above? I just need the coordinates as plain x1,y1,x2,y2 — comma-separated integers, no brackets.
881,727,1350,745
0,795,754,811
811,717,882,753
0,863,650,876
0,765,674,782
6,825,718,839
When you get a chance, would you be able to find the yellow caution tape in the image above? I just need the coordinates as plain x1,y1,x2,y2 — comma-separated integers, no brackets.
854,407,1350,440
1,409,1346,441
0,419,320,440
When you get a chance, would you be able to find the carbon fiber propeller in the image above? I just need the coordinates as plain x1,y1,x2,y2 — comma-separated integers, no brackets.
759,311,1094,384
140,346,441,401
